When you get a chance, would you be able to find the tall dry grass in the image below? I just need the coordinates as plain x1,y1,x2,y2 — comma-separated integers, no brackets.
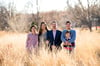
0,29,100,66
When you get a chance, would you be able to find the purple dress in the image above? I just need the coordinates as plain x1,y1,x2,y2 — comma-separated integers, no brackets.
26,33,38,52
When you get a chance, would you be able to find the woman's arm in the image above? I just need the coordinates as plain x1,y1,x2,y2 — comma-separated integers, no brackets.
61,30,66,42
26,34,30,48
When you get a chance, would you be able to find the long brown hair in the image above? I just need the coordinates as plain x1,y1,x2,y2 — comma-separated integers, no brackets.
38,22,48,36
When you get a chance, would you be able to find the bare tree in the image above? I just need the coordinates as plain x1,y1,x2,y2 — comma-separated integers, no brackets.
0,6,9,30
66,0,99,32
24,0,40,28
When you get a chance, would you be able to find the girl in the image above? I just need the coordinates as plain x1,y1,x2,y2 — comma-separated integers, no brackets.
26,26,38,53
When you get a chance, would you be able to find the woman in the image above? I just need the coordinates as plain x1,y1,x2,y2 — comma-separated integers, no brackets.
26,25,38,53
61,21,76,52
38,22,48,47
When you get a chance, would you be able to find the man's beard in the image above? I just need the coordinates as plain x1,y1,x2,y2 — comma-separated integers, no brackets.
53,26,56,29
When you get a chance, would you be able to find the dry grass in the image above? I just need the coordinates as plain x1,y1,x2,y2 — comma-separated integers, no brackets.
0,29,100,66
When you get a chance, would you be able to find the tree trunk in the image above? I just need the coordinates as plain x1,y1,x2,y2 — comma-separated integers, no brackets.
88,22,92,32
96,20,98,30
96,26,97,30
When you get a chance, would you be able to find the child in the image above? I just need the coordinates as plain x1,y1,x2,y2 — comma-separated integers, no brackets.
26,26,38,54
62,31,72,52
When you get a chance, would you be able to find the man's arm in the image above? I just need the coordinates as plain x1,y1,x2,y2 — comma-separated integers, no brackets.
46,31,50,45
56,31,62,46
46,31,49,41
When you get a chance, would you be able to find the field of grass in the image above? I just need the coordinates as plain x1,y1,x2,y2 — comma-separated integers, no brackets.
0,29,100,66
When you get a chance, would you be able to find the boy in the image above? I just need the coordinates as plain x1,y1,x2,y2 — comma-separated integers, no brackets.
62,31,72,52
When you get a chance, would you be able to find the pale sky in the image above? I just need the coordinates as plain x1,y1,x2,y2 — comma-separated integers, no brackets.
0,0,89,13
15,0,68,13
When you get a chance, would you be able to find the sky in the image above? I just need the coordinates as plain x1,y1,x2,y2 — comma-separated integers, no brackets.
0,0,89,13
13,0,68,13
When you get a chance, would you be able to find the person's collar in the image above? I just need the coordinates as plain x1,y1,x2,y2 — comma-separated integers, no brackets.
66,37,71,40
52,29,56,31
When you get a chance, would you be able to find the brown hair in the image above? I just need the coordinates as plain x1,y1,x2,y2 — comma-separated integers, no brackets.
66,21,71,25
39,22,48,36
65,31,70,34
30,25,36,32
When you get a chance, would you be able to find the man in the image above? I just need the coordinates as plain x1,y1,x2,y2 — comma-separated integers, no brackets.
61,21,76,49
47,21,62,50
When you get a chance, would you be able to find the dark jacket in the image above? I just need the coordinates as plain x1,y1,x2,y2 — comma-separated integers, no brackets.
47,30,62,48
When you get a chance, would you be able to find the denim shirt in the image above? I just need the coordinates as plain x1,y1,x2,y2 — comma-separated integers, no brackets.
61,29,76,43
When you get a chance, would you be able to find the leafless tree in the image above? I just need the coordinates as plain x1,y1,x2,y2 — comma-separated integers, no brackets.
66,0,99,32
24,0,40,27
0,6,9,30
0,0,34,32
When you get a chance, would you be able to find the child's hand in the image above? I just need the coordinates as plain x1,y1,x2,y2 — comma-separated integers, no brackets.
65,41,69,44
63,43,66,45
52,45,56,49
46,40,49,45
68,43,71,45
